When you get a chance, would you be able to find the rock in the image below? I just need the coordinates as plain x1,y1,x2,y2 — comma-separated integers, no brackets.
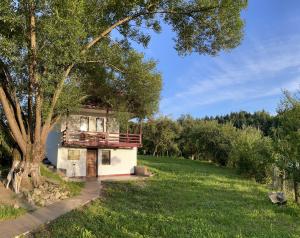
27,196,35,206
268,192,287,205
55,192,61,199
60,195,68,200
24,179,72,207
34,188,42,195
39,200,45,207
13,203,20,209
135,166,151,176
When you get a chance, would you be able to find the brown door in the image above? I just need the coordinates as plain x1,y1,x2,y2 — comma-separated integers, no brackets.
86,149,97,177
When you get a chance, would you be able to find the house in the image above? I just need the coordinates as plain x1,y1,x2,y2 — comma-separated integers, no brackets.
46,107,142,177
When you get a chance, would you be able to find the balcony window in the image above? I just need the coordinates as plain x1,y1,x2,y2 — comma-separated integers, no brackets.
80,117,89,131
107,118,119,133
96,118,105,132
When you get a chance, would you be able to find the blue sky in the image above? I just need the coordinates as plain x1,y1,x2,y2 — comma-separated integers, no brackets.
138,0,300,118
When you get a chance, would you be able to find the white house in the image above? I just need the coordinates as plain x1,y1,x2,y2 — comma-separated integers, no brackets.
46,107,142,177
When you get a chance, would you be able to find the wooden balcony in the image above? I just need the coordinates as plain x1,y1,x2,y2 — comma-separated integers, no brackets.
62,130,142,148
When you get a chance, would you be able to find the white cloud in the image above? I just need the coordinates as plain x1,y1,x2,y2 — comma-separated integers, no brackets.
160,35,300,116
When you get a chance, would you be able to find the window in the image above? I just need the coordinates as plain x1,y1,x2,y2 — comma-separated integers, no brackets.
80,117,89,131
68,149,80,160
96,118,105,132
107,118,119,133
102,150,111,165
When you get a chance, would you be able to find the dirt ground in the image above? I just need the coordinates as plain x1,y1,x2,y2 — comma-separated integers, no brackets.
0,180,35,210
0,181,18,206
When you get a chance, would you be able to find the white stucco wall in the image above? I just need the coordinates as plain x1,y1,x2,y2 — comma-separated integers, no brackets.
57,147,87,177
55,147,137,177
97,147,137,176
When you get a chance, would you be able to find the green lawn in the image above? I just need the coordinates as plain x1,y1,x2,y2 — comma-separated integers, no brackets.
40,164,84,196
33,156,300,238
0,204,26,221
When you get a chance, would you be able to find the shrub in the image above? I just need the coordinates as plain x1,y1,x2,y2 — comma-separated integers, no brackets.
187,121,237,165
230,127,273,182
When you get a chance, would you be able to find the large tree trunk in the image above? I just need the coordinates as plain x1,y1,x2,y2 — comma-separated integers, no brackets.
153,144,158,157
293,179,299,204
7,143,45,193
27,143,45,187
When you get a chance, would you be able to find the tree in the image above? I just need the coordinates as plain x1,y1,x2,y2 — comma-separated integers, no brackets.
0,0,247,189
177,114,199,159
209,110,277,136
274,91,300,203
142,117,181,156
186,120,237,164
230,126,273,182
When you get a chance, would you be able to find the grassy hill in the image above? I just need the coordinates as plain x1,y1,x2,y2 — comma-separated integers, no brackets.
34,156,300,238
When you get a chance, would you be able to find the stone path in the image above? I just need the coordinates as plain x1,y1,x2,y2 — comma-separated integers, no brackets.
0,180,101,238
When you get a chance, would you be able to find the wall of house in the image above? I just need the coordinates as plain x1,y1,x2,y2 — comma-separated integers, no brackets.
55,147,137,177
45,125,61,165
60,110,119,133
97,147,137,176
57,147,87,177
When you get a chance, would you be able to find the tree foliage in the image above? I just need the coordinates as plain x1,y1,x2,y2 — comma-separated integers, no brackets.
0,0,247,188
274,91,300,202
204,110,278,136
142,113,274,182
230,126,273,182
142,117,181,156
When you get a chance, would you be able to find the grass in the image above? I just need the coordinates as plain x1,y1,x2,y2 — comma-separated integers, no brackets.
0,204,26,221
33,156,300,238
40,165,84,196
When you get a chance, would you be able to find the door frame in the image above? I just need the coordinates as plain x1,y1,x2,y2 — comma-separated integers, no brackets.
86,148,98,177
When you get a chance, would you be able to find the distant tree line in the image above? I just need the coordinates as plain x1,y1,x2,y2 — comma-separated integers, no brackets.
203,110,278,136
135,91,300,203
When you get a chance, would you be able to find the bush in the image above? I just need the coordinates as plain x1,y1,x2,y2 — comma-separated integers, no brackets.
186,121,237,165
229,127,273,182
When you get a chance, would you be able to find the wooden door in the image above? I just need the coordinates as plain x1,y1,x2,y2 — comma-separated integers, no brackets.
86,149,97,177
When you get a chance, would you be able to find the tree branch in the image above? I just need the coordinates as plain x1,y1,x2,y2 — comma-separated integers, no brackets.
43,4,221,140
81,4,220,53
41,64,74,137
0,60,28,141
0,87,26,153
28,1,42,144
84,60,125,73
41,114,61,146
81,16,134,54
49,115,61,132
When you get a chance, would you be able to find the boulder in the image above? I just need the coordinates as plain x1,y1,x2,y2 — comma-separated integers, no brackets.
268,192,287,205
25,180,71,207
134,166,151,177
33,188,42,196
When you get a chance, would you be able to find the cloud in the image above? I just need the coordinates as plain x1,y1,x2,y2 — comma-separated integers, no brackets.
160,35,300,116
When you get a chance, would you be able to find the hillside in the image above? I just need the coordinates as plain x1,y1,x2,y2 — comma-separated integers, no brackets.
33,156,300,238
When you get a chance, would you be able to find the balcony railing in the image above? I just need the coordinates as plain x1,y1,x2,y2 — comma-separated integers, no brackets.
62,130,142,148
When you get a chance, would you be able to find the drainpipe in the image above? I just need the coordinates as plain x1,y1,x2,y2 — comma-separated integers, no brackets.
66,109,69,130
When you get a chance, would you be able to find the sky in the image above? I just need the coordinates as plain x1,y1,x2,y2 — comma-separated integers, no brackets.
138,0,300,118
